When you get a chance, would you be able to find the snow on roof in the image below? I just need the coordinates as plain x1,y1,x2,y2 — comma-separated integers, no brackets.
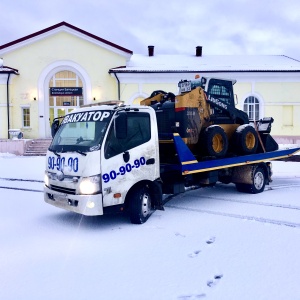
0,66,19,74
110,54,300,73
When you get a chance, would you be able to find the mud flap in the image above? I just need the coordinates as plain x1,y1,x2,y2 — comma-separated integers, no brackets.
152,180,164,211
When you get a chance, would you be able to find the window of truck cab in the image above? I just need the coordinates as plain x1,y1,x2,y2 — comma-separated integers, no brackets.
49,110,112,153
104,112,151,159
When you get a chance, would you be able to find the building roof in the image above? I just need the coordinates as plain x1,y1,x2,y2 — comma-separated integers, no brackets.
0,21,133,56
1,23,299,74
110,54,300,73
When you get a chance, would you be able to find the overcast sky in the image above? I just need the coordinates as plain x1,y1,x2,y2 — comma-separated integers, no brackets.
1,0,300,60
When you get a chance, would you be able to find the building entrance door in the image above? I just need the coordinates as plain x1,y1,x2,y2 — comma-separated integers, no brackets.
48,70,84,134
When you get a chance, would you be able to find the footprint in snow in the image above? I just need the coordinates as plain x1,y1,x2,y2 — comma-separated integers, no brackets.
206,236,216,244
175,232,186,237
177,293,206,299
207,274,223,287
188,250,201,258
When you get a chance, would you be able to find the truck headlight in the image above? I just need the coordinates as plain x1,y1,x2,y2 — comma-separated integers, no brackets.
44,172,50,187
79,174,101,195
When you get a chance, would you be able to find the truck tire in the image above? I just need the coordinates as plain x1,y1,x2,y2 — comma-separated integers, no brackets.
203,125,228,157
129,185,153,224
234,125,258,155
235,166,266,194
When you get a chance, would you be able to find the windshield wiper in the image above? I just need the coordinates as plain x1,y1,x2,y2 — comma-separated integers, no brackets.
75,150,87,156
49,149,60,157
50,148,86,156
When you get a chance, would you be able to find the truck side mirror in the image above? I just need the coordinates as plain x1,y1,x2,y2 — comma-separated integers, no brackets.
115,111,127,139
51,119,60,138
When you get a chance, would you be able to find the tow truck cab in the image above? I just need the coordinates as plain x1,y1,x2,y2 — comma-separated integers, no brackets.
44,104,161,223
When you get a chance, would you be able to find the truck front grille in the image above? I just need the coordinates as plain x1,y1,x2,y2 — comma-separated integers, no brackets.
50,185,76,195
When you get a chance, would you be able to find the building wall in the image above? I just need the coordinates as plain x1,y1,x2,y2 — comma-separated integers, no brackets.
0,31,128,139
0,81,9,138
1,30,300,141
120,82,178,104
118,73,300,139
255,82,300,137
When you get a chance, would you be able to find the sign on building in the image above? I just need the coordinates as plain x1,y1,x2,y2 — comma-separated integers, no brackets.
49,87,83,96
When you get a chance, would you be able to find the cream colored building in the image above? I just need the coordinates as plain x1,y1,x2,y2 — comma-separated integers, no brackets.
109,51,300,144
1,22,300,145
0,22,132,140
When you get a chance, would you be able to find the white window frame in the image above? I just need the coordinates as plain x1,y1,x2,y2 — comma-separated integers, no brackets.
243,95,262,121
21,105,31,128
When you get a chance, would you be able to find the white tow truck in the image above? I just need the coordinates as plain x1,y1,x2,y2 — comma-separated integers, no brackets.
44,78,300,224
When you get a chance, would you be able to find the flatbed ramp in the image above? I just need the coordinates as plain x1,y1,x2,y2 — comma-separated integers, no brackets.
171,133,300,175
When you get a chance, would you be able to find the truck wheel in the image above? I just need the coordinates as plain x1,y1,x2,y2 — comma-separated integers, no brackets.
235,166,266,194
129,185,153,224
250,166,266,193
203,125,228,157
234,125,258,155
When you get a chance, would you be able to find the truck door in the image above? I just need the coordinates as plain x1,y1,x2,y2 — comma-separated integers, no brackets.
101,111,158,208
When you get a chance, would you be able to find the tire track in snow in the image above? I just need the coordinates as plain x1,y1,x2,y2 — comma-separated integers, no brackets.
166,204,300,228
0,186,42,193
2,178,300,226
173,182,300,211
0,177,43,193
0,177,43,183
188,193,300,211
267,183,300,190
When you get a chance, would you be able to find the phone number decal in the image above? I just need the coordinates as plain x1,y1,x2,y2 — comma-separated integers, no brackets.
48,156,79,172
102,157,146,183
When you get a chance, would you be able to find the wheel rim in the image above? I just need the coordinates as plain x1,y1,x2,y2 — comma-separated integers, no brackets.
245,132,256,150
141,192,151,217
212,133,223,153
254,171,264,190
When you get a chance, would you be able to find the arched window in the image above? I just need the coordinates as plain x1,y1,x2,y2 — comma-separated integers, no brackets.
49,70,84,124
243,96,260,121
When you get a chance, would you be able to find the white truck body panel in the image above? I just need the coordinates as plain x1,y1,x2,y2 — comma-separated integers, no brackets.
44,105,160,216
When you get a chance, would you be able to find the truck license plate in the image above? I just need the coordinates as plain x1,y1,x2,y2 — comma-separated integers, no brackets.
54,194,67,202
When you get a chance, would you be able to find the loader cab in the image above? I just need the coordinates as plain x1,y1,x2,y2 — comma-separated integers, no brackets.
206,78,235,108
188,77,236,110
202,77,236,119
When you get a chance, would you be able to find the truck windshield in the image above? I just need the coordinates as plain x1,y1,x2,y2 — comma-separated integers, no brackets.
49,110,113,153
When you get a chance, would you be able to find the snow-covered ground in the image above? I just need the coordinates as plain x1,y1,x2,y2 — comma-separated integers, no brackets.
0,152,300,300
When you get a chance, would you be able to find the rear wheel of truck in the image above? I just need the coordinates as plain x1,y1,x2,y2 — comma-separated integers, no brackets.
234,125,258,155
235,166,266,194
129,185,153,224
203,125,228,158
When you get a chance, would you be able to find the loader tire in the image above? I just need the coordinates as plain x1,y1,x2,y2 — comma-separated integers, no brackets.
234,125,258,155
202,125,228,158
150,90,167,97
129,185,153,224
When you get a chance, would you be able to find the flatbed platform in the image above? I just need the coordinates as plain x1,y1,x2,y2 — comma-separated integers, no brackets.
168,133,300,175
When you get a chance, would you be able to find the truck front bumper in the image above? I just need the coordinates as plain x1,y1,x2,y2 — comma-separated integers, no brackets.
44,186,103,216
